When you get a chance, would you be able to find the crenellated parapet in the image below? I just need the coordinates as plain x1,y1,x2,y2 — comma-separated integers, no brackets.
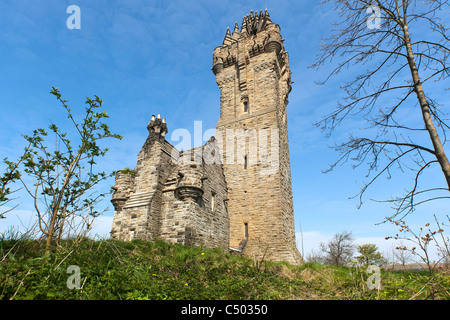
212,10,285,75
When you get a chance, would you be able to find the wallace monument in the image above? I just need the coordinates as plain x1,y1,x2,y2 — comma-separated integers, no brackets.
110,10,304,265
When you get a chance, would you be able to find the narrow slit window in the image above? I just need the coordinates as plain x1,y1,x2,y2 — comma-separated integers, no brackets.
244,223,249,238
211,191,216,212
243,101,248,113
244,155,248,169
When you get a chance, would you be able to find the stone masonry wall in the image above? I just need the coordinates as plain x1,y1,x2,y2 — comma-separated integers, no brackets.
159,140,229,249
111,129,230,250
111,127,179,242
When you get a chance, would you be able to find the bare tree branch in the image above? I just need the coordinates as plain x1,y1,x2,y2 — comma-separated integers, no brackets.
313,0,450,218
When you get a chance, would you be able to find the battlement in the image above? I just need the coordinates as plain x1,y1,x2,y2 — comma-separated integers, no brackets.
212,10,286,76
223,9,274,44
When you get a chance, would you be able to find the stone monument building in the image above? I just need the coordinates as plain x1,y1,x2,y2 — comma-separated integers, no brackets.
110,10,303,265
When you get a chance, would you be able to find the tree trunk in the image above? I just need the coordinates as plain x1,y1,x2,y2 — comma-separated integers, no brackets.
44,209,58,255
403,23,450,190
44,153,81,254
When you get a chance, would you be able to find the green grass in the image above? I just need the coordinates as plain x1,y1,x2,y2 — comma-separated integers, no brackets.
1,237,449,300
295,261,450,300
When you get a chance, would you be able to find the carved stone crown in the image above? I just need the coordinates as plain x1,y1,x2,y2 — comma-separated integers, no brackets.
147,113,168,139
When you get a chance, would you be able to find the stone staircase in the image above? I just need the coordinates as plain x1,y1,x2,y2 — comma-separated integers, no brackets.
123,191,154,209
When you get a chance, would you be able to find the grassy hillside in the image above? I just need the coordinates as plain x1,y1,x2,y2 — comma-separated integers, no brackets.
1,237,449,300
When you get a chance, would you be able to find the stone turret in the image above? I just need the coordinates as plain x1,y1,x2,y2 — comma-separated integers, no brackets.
110,169,135,212
174,164,205,203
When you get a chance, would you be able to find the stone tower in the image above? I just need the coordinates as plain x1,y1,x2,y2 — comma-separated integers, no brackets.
212,10,303,264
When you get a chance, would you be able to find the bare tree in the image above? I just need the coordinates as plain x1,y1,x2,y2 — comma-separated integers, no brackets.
306,249,326,263
319,231,355,265
312,0,450,220
386,214,448,274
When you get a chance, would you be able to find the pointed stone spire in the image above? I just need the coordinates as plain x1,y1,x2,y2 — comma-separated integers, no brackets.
259,9,269,32
231,22,240,40
239,9,273,36
222,27,233,46
233,22,239,33
225,27,231,37
241,16,248,34
254,10,259,23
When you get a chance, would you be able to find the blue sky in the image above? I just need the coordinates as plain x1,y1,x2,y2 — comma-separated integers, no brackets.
0,0,448,261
